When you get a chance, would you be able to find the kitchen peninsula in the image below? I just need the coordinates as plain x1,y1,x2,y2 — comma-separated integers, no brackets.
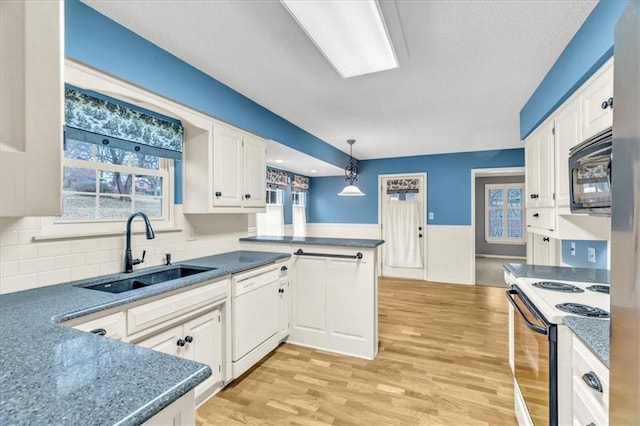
240,236,384,360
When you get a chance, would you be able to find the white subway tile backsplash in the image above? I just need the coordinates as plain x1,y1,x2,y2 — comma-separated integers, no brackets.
55,254,86,270
19,230,39,245
71,265,97,281
38,269,72,287
0,230,19,246
37,241,72,257
0,273,39,294
19,257,56,275
0,261,19,277
1,245,39,262
99,261,122,276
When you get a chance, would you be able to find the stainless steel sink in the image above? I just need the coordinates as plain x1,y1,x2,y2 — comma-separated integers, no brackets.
79,266,218,294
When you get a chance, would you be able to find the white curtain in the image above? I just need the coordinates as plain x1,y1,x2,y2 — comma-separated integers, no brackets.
256,204,284,236
384,200,423,268
292,205,307,237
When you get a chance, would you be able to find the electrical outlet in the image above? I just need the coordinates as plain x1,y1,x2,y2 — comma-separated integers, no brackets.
428,212,434,220
570,242,576,256
587,247,596,263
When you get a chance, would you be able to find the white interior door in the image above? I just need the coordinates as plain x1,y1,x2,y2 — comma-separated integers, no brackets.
380,174,427,280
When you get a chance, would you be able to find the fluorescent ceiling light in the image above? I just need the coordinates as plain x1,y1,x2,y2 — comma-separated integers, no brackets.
281,0,398,78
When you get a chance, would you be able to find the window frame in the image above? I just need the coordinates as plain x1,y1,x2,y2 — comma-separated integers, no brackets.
484,183,525,245
266,187,284,205
292,191,307,206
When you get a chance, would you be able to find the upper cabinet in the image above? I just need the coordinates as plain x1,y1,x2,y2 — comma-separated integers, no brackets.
184,121,267,213
581,63,614,140
524,59,612,240
525,121,555,209
0,1,63,217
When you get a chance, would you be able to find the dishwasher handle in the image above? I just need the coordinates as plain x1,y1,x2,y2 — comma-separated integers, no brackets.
294,249,363,260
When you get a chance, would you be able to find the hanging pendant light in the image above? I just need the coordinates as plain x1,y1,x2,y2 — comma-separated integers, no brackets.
338,139,365,196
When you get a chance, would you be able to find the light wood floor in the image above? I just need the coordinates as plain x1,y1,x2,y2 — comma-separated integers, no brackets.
196,278,515,425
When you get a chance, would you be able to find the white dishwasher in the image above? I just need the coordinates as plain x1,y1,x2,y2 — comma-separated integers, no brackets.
231,263,280,379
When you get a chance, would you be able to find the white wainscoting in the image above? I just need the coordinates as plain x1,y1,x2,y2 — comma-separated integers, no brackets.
426,225,474,285
305,223,473,285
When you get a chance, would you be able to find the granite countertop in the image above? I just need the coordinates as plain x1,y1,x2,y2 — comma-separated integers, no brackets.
563,316,610,367
0,250,289,425
240,235,385,248
503,263,610,284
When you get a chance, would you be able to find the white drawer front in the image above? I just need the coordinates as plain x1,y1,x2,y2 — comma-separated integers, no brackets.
573,378,608,426
127,279,228,335
73,311,125,341
526,208,556,231
572,335,609,413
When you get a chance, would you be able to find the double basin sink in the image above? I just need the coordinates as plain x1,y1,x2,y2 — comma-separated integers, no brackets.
77,265,217,294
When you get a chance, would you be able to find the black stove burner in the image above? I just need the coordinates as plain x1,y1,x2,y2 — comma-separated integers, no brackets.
555,303,610,318
532,281,584,293
586,285,610,294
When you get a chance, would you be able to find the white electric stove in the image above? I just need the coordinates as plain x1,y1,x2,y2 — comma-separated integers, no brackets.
515,277,610,324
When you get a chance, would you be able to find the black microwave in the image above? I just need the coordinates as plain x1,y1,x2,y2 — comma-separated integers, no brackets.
568,127,612,216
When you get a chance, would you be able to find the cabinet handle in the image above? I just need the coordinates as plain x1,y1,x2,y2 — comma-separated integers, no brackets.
245,193,251,199
215,191,222,197
419,234,423,238
90,328,107,336
280,265,288,271
418,226,423,231
543,237,550,242
586,423,597,426
533,213,540,218
530,194,539,199
582,371,603,393
176,339,186,347
184,335,193,343
278,288,284,294
601,97,613,109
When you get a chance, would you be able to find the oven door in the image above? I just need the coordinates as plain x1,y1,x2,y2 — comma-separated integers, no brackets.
506,286,557,426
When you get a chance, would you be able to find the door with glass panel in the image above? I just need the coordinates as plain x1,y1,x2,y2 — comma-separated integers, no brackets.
380,174,426,280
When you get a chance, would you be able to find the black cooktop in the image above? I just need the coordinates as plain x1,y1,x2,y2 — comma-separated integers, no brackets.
532,281,584,293
555,303,610,318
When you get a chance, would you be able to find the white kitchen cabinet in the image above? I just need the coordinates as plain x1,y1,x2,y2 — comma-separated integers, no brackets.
0,0,63,217
581,62,614,140
554,97,582,208
277,279,291,341
71,311,126,341
571,335,609,426
137,308,223,400
526,232,557,266
184,121,267,213
143,390,195,426
525,121,555,209
290,247,378,360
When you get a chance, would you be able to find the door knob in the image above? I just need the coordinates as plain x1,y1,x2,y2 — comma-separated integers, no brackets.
419,234,423,238
176,339,186,347
543,237,550,242
278,288,284,294
245,194,251,199
418,227,423,231
184,335,193,343
215,191,222,197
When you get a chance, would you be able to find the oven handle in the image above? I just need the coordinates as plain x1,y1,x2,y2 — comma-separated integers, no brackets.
506,289,548,335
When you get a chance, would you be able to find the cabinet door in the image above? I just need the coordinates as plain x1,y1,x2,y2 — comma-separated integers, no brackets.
582,64,614,140
524,134,539,208
143,390,195,426
183,309,223,395
537,122,555,208
242,134,267,207
137,325,183,357
212,123,243,207
278,281,290,340
554,99,581,207
529,233,556,266
0,0,62,217
292,257,327,332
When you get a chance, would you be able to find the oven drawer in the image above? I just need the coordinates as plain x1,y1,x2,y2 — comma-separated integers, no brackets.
573,378,608,426
572,335,609,414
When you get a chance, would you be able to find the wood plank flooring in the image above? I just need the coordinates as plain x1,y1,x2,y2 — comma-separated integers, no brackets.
196,277,515,425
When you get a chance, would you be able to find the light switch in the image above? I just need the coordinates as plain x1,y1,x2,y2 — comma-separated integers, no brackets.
428,212,434,220
570,242,576,256
587,247,596,263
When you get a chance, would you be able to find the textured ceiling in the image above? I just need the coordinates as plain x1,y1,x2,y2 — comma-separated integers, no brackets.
83,0,597,160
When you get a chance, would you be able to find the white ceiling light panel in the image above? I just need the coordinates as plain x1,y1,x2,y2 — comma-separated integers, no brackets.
281,0,398,78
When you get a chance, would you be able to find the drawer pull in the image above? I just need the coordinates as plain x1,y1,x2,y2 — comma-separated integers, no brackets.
582,371,603,393
90,328,107,336
533,213,540,218
586,423,597,426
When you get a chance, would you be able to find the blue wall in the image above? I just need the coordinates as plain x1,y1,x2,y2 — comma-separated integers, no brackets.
309,148,524,225
520,0,627,139
561,240,608,269
64,0,350,173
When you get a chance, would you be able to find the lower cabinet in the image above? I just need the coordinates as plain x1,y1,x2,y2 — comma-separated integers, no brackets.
143,390,195,426
137,308,224,400
571,335,609,426
290,247,378,360
527,232,557,266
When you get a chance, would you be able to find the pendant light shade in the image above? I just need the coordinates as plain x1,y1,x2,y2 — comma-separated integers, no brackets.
338,139,365,196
